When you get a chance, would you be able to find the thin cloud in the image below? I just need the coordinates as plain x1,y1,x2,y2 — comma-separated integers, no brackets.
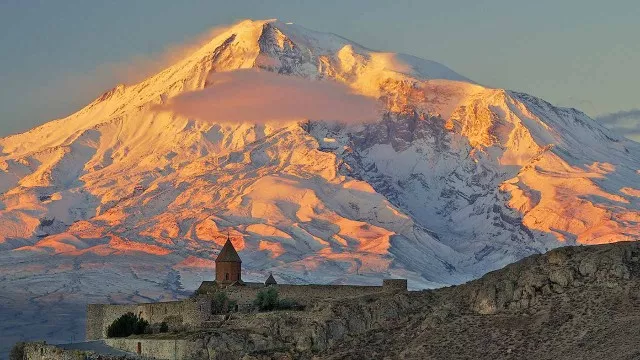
59,22,238,99
596,108,640,124
102,24,235,85
596,109,640,140
154,70,381,125
43,23,240,124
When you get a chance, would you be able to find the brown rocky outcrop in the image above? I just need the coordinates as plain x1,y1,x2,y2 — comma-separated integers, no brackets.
465,242,638,314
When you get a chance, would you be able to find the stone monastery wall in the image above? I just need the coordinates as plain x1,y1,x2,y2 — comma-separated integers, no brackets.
223,283,393,308
86,298,211,340
104,338,190,360
24,342,85,360
86,279,407,340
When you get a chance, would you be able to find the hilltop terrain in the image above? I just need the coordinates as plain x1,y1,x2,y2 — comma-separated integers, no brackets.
324,241,640,359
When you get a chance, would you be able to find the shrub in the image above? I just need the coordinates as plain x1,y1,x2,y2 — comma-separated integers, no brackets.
254,287,279,311
254,288,305,311
212,291,229,314
106,312,149,338
9,342,25,360
159,321,169,333
210,291,237,314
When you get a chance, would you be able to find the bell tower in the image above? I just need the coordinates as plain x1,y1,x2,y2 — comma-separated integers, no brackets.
215,233,242,285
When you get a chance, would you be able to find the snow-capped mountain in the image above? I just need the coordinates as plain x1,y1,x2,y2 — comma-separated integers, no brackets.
1,19,639,350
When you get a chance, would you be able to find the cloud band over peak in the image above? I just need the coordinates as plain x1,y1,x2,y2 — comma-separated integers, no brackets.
155,70,380,125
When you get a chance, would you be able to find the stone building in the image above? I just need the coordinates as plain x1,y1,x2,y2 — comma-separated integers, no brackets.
86,234,408,341
214,237,242,285
265,273,277,285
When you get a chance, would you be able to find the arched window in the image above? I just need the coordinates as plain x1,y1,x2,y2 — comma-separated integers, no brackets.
225,273,229,280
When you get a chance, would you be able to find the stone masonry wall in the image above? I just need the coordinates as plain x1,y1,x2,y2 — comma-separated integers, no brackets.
24,343,85,360
224,284,385,309
105,338,190,360
87,280,407,340
86,298,211,340
23,342,145,360
86,304,105,341
199,280,407,309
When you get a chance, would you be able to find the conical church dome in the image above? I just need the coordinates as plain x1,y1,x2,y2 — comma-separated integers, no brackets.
265,273,277,285
216,239,242,263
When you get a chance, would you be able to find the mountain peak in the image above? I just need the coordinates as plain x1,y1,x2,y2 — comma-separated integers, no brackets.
129,18,473,100
1,16,638,297
0,19,473,153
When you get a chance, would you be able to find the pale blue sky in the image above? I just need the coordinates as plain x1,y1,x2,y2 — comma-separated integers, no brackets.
0,0,638,137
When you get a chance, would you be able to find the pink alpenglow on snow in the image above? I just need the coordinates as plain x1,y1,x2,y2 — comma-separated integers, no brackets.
155,69,381,125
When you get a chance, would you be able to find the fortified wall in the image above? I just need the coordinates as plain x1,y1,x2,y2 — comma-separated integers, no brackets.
86,297,211,340
104,338,190,360
86,239,408,341
23,342,85,360
23,342,140,360
199,279,408,308
86,279,408,340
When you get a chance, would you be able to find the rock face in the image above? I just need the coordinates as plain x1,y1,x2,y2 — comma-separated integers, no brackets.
465,242,636,314
325,241,640,360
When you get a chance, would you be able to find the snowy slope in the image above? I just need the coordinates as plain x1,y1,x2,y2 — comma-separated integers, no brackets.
1,19,639,351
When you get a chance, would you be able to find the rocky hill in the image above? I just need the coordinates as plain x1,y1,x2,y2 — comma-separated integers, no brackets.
322,241,640,359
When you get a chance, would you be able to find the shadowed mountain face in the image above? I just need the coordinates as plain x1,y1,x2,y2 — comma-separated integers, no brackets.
0,19,639,353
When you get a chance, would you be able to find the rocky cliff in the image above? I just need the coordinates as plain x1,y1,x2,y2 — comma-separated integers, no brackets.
325,241,640,359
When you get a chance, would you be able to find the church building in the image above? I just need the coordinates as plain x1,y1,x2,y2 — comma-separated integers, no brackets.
215,237,243,285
